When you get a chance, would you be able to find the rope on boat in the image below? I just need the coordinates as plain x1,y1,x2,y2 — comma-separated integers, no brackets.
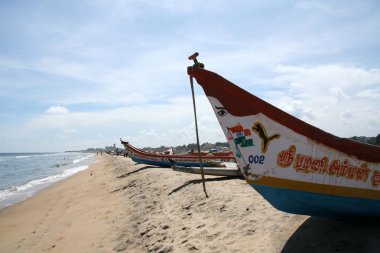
189,75,209,198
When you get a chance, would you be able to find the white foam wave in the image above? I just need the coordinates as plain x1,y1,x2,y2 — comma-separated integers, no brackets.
0,165,89,206
0,157,10,162
15,155,30,158
4,153,61,160
73,153,94,164
39,153,64,157
18,165,88,192
0,187,17,200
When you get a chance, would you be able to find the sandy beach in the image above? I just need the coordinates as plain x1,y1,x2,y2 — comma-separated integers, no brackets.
1,154,380,253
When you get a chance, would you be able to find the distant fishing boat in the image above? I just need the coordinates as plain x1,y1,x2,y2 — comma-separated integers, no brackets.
120,139,236,167
187,53,380,217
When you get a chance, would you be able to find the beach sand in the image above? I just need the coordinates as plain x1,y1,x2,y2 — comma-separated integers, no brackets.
1,155,380,253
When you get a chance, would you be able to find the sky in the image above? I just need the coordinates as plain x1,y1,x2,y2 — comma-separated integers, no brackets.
0,0,379,152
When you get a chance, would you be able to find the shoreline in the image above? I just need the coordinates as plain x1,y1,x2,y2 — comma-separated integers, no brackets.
0,152,96,210
0,159,95,215
0,154,121,252
1,155,380,252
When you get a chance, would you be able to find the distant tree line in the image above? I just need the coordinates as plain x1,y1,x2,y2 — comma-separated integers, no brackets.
350,134,380,147
185,142,230,150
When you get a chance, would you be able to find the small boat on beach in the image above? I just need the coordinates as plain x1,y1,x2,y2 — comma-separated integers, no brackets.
120,139,236,167
172,165,242,178
187,53,380,217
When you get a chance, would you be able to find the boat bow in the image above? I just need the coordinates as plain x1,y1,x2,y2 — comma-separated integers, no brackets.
188,66,380,163
187,59,380,217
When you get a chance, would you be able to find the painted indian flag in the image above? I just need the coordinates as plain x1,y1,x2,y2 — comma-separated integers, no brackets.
228,124,254,148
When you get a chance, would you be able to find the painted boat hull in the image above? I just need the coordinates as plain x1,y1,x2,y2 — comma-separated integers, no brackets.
120,140,236,168
188,65,380,217
253,184,380,217
172,165,242,177
130,156,219,167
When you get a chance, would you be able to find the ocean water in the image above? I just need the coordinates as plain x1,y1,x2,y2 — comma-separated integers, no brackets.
0,152,96,209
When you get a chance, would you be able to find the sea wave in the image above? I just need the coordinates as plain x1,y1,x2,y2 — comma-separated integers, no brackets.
15,155,30,159
2,153,61,160
16,165,89,192
0,165,89,208
73,153,95,164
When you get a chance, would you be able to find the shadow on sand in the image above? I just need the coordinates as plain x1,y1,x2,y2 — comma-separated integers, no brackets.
168,177,239,195
117,165,160,178
282,216,380,253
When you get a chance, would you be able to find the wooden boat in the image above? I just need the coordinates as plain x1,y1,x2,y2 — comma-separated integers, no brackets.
172,165,242,177
187,53,380,217
120,139,236,167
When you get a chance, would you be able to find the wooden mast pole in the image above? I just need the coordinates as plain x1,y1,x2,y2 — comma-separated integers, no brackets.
188,52,209,198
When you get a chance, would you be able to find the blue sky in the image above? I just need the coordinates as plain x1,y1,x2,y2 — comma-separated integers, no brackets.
1,0,379,152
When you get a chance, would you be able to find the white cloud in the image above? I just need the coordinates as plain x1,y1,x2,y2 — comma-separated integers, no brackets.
19,95,224,150
55,129,78,139
64,129,78,134
357,89,380,99
328,87,350,104
295,1,345,14
45,106,69,114
265,64,380,137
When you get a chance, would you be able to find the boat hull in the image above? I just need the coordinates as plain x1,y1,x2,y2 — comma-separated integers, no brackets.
252,184,380,217
172,165,242,177
130,156,221,167
121,140,236,168
188,65,380,217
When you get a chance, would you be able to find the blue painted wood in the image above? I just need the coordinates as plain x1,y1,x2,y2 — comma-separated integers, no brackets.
130,156,215,167
252,184,380,217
